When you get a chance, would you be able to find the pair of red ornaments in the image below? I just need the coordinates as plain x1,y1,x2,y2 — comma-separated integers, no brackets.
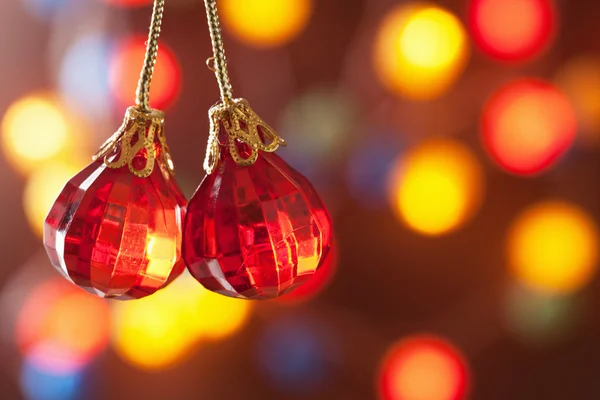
43,99,333,301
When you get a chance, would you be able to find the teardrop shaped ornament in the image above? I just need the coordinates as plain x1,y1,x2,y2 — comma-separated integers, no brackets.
44,107,187,300
183,99,333,300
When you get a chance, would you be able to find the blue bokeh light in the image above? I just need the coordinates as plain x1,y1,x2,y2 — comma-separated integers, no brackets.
59,34,113,118
20,357,86,400
256,316,336,394
346,131,404,209
22,0,71,20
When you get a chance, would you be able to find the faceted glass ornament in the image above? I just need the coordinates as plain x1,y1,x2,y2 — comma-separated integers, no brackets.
183,148,333,300
44,144,187,300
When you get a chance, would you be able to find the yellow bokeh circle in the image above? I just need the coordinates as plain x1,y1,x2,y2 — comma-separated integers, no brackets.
374,3,469,100
221,0,313,48
23,162,83,238
389,139,484,236
111,289,196,370
508,201,599,294
1,94,86,175
112,274,252,370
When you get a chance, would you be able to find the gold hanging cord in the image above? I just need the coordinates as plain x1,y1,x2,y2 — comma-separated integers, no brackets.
204,0,234,105
136,0,166,111
94,0,175,178
202,0,285,174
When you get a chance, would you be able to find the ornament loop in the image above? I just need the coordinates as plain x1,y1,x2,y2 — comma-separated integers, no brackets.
94,107,175,178
204,99,286,174
206,57,217,72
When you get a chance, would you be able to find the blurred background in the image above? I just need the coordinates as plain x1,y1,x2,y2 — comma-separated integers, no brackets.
0,0,599,399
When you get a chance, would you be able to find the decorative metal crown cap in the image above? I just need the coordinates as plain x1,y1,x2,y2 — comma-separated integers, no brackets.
94,107,175,178
204,99,286,174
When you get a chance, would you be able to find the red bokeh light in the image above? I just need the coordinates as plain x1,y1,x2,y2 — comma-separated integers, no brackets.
109,36,181,110
378,335,470,400
279,240,339,303
469,0,555,62
15,279,111,373
482,79,577,175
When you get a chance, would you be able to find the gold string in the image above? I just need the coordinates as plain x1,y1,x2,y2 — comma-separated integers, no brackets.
135,0,166,111
204,0,234,105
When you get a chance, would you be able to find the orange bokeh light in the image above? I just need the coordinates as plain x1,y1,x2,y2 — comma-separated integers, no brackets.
15,279,111,372
379,335,469,400
109,36,181,110
469,0,555,62
555,55,600,147
482,79,577,175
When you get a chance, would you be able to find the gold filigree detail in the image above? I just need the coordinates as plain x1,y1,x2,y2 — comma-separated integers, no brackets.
204,98,286,174
93,107,175,178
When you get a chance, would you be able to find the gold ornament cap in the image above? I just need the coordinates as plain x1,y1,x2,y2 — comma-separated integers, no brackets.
204,99,286,174
94,107,175,178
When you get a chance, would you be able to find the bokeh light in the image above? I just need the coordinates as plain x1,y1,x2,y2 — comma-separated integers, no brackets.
256,316,336,394
20,356,86,400
504,283,581,345
346,132,404,209
21,0,71,20
388,139,484,236
508,201,599,295
59,34,113,118
221,0,313,48
103,0,152,7
109,36,181,110
374,3,469,100
112,274,252,370
1,94,87,175
111,286,197,370
278,86,357,210
469,0,555,62
482,79,577,175
555,55,600,147
15,279,111,374
23,162,83,238
194,282,254,341
378,335,470,400
279,241,338,304
278,86,358,177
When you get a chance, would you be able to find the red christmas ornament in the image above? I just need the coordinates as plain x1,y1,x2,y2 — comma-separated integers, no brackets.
43,0,186,299
44,107,186,299
183,99,333,300
185,1,334,299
